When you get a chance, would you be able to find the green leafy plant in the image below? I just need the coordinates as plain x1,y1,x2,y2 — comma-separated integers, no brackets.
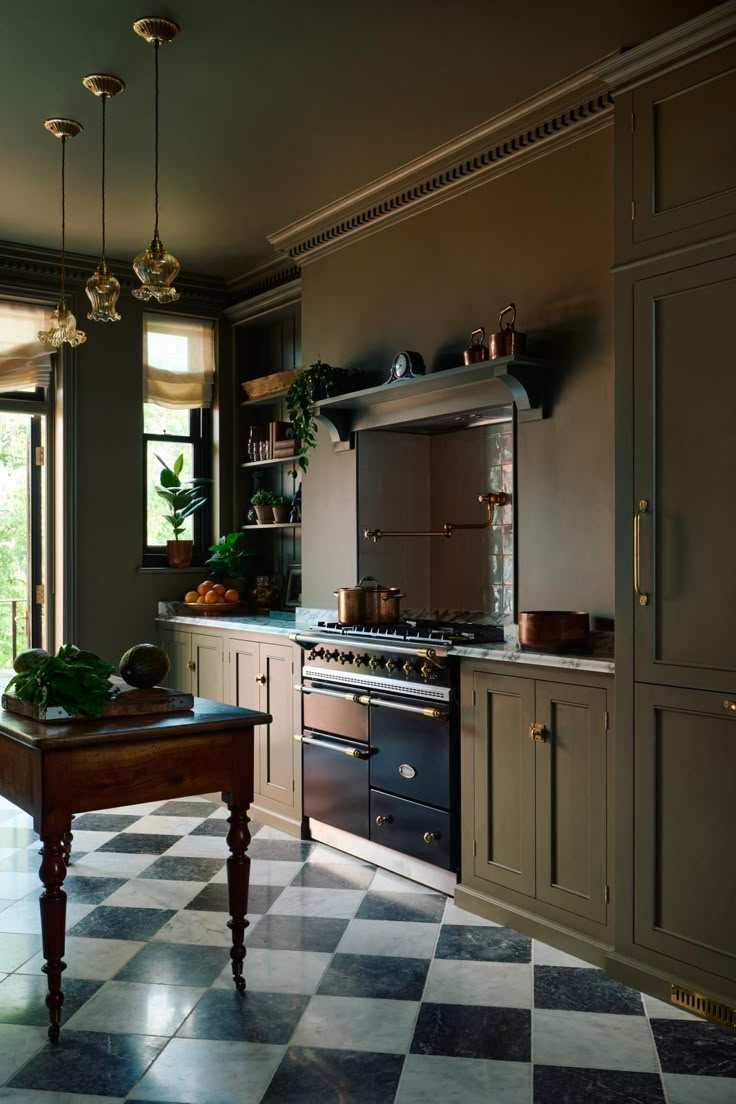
155,453,209,540
270,494,288,507
6,644,116,716
205,532,255,579
286,358,342,471
251,489,276,506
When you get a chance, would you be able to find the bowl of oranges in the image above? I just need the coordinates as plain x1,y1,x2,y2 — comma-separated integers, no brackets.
183,580,243,616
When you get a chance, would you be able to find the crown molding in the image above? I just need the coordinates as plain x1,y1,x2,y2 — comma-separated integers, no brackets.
226,256,300,301
592,0,736,91
267,65,613,266
0,240,229,307
224,278,302,325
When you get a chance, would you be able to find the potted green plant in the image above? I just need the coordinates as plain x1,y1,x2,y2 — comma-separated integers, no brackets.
271,494,290,524
251,489,275,524
155,453,209,567
286,357,343,471
205,532,255,591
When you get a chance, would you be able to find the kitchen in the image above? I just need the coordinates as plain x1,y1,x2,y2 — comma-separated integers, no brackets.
0,1,735,1101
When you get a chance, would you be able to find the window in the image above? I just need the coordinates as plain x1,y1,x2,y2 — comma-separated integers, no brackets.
142,314,215,566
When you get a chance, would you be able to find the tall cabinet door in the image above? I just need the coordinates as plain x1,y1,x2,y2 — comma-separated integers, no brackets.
472,672,536,897
191,633,224,702
259,641,296,810
535,681,607,924
159,627,192,694
634,683,736,983
633,254,736,691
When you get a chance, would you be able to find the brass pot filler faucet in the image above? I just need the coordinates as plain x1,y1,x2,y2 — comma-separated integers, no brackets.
364,490,512,542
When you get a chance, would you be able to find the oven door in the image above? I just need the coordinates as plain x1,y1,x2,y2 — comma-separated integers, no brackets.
301,679,370,743
299,729,371,839
369,694,451,809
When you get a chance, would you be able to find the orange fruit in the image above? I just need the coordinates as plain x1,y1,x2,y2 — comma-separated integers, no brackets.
204,589,221,603
196,596,207,604
184,590,198,603
197,580,215,595
224,589,239,602
212,583,226,595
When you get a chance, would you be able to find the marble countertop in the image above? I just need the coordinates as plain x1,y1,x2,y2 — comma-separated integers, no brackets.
156,612,298,637
452,640,614,675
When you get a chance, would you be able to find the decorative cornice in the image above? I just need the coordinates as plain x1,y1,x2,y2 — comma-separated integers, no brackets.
592,0,736,92
0,240,229,307
226,256,301,302
267,66,613,265
224,278,302,325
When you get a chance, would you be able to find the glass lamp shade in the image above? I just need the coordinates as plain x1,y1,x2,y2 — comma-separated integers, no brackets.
132,236,180,303
38,303,87,349
86,263,122,322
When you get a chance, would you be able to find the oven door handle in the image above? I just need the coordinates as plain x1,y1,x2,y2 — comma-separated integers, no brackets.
371,696,448,721
295,683,371,707
294,733,373,758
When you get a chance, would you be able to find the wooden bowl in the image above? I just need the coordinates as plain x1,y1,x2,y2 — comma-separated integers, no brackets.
518,611,590,652
184,601,245,617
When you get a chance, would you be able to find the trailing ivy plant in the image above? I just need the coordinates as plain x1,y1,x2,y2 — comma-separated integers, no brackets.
286,358,341,471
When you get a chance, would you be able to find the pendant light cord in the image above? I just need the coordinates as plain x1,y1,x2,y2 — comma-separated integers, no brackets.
153,39,160,242
101,94,107,266
60,135,67,306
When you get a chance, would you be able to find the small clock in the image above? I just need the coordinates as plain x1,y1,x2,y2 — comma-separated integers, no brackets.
387,350,426,383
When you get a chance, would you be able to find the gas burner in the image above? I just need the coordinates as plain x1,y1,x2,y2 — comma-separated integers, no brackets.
314,620,503,647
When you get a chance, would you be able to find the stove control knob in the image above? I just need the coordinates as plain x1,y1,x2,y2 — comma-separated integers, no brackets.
385,658,399,673
420,662,440,682
307,647,325,661
354,654,370,668
325,649,340,662
369,656,385,671
338,651,354,665
403,660,415,677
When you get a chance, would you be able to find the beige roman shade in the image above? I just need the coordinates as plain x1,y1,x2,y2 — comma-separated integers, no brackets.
0,301,53,391
143,315,215,409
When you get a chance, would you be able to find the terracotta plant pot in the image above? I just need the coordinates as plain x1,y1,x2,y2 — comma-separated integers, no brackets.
166,539,193,568
254,504,274,524
273,505,291,524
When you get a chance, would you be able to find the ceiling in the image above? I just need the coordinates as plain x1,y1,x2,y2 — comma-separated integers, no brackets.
0,0,718,282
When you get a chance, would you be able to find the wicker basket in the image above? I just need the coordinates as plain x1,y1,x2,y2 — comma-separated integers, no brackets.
241,367,303,401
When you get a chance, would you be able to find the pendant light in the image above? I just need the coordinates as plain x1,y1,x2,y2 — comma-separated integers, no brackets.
132,16,181,304
83,74,125,322
38,119,87,349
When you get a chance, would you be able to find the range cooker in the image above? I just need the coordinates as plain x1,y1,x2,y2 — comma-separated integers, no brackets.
291,620,503,883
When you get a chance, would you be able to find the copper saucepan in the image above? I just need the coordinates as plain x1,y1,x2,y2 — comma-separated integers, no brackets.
334,577,406,625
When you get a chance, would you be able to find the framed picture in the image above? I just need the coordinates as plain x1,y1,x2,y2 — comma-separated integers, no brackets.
284,563,302,609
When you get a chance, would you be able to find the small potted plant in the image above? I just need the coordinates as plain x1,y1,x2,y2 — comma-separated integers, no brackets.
286,357,344,471
155,453,209,567
205,532,255,593
271,494,290,524
251,489,275,524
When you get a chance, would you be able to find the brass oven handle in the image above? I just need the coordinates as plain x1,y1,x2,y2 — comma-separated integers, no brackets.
634,499,649,607
371,696,448,721
294,683,370,706
293,733,372,758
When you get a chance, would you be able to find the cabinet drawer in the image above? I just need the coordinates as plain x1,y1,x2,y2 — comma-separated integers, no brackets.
370,789,452,869
303,732,369,839
302,681,370,743
370,705,451,809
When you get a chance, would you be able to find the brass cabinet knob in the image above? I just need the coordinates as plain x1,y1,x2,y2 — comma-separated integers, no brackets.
724,700,736,712
186,660,196,672
255,673,266,684
375,814,392,827
529,722,547,742
423,831,441,843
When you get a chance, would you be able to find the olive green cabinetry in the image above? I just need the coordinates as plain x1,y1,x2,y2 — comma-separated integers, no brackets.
158,625,224,702
456,661,613,966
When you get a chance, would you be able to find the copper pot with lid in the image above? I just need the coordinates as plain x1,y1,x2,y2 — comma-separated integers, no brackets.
489,303,526,359
334,576,406,625
463,327,489,365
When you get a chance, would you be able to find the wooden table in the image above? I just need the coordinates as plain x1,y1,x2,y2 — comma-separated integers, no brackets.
0,696,269,1040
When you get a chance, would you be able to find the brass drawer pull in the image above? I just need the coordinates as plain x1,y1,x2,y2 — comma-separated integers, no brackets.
634,499,649,607
187,660,196,672
724,700,736,713
375,814,392,826
255,673,266,684
529,722,547,743
423,831,441,843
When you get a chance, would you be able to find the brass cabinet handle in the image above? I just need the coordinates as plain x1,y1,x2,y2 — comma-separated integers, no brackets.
724,700,736,713
529,722,547,743
375,814,392,826
255,673,266,684
634,499,649,607
187,660,196,672
423,831,441,843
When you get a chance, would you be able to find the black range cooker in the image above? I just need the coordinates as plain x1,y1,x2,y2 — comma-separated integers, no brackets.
291,620,503,877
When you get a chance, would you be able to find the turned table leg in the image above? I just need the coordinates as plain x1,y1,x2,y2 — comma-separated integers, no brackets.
39,825,70,1041
62,819,74,867
225,801,251,992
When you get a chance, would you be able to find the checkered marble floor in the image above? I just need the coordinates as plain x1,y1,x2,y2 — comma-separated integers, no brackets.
0,795,733,1103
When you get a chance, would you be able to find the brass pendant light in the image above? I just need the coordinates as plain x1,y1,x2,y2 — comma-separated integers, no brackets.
83,73,125,322
131,16,181,304
38,119,87,349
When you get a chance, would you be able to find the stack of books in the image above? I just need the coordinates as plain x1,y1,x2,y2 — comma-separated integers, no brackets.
269,421,300,458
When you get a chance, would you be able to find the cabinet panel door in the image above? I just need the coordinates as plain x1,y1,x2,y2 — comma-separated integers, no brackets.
535,682,607,924
229,638,261,712
158,628,192,694
632,45,736,250
634,683,736,982
633,254,736,691
260,641,296,809
472,672,535,896
191,633,224,702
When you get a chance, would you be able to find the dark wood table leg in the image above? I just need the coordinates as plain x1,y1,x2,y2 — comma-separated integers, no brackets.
39,819,71,1041
62,819,74,867
225,799,251,992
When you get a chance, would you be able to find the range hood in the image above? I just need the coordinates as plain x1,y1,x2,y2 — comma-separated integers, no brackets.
311,354,547,451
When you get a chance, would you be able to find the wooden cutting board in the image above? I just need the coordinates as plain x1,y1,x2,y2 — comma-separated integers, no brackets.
1,682,194,724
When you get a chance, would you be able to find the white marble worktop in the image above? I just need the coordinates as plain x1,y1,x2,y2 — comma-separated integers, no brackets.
453,640,614,675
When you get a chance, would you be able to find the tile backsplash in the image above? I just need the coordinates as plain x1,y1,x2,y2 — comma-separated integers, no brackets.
486,421,515,625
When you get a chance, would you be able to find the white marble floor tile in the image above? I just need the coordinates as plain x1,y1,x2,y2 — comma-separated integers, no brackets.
209,806,230,820
0,873,45,900
95,801,166,816
0,899,16,913
643,993,699,1020
532,939,594,968
424,960,533,1008
215,858,302,886
163,835,230,859
0,813,34,830
396,1054,532,1104
152,909,232,947
306,843,372,865
0,934,42,973
443,900,498,926
128,1038,284,1104
61,830,117,852
212,948,330,994
663,1073,736,1103
337,918,439,959
0,900,94,934
269,886,364,919
0,1023,49,1083
17,936,144,981
0,1091,125,1103
102,878,205,912
65,980,204,1036
122,815,203,836
371,870,439,894
532,1009,659,1072
0,849,21,862
292,994,419,1054
69,852,156,878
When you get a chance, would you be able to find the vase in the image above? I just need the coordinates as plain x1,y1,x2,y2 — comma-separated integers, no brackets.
166,539,193,568
253,505,274,524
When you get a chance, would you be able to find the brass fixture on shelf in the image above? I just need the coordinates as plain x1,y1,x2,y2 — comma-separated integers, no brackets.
364,491,511,542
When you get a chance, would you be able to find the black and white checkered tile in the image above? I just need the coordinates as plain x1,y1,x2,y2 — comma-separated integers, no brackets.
0,793,733,1103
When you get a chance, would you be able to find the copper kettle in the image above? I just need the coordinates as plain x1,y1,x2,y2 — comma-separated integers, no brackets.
463,327,489,365
489,303,526,359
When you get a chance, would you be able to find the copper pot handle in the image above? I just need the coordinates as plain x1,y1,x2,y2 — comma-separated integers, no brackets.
381,592,406,601
499,303,516,330
470,327,486,345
